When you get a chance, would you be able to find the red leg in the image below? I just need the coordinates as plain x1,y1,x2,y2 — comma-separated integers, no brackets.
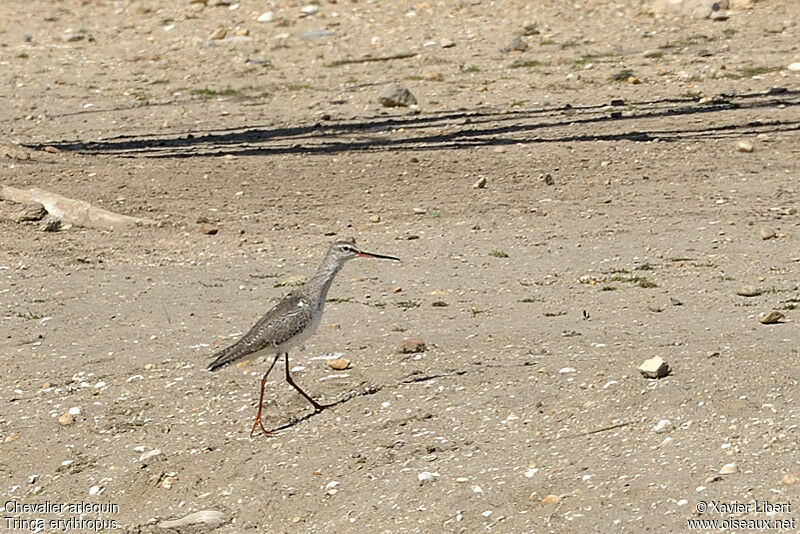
250,354,280,437
284,353,326,412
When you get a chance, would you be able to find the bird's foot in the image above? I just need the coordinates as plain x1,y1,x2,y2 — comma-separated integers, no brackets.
249,417,271,438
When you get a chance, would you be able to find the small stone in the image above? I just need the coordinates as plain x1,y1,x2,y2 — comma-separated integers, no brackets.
161,475,176,489
643,49,664,58
737,141,753,152
522,23,539,36
692,6,712,19
199,223,219,235
41,216,61,232
57,412,74,426
719,463,737,475
158,511,225,529
412,208,426,215
540,173,554,185
736,286,761,297
326,357,350,371
292,516,301,523
369,214,381,223
379,83,417,107
638,356,669,379
670,297,683,306
63,32,86,42
234,29,249,37
653,419,673,434
300,5,319,16
257,11,274,23
788,63,800,72
139,449,163,463
68,406,82,416
209,28,227,40
760,226,776,240
710,10,730,20
540,494,560,506
417,471,439,483
397,338,426,354
781,473,800,485
758,311,784,324
4,434,21,443
626,76,641,84
501,35,527,53
440,38,455,48
473,176,487,189
88,485,103,496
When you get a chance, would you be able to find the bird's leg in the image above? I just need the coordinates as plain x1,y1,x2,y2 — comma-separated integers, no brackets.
284,353,327,412
250,354,281,437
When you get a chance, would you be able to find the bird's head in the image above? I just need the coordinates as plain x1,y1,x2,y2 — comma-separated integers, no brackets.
329,239,400,263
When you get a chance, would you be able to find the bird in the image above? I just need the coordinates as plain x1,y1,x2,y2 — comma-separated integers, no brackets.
208,239,400,436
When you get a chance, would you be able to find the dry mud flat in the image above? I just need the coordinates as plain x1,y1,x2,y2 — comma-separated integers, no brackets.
1,0,800,532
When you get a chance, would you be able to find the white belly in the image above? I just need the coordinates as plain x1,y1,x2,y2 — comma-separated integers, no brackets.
276,306,323,354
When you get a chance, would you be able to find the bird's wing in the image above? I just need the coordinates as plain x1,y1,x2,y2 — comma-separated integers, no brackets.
207,294,313,371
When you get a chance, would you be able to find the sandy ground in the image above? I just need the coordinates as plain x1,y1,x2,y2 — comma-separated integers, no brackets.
1,0,800,532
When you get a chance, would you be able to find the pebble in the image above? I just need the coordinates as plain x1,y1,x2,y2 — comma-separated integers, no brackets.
540,173,554,185
417,471,439,484
199,223,219,235
737,141,753,152
653,419,673,434
57,412,74,426
788,63,800,72
139,449,163,463
501,35,527,53
396,338,426,354
440,38,455,48
88,485,103,496
369,214,381,223
300,5,319,16
710,10,730,20
760,226,776,240
540,494,560,506
719,463,737,475
209,28,227,40
158,511,225,529
379,83,417,107
758,311,784,324
68,406,82,416
736,286,761,297
638,356,670,379
161,475,176,489
473,176,487,189
325,481,339,495
643,49,664,58
781,473,800,485
257,11,274,23
692,5,712,18
41,216,61,232
326,357,350,371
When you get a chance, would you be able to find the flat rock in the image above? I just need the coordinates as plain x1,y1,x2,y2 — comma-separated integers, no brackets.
12,202,47,222
199,223,219,235
379,83,417,107
158,510,225,529
758,311,784,324
501,35,527,53
397,338,426,354
736,286,761,297
638,356,669,379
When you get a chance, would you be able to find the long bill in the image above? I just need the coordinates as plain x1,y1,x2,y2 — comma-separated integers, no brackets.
357,250,401,261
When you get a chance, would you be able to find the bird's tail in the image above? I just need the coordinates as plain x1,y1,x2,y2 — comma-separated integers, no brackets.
208,344,244,371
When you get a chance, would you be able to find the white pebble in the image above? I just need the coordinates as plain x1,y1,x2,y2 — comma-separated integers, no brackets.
653,419,673,434
418,472,440,483
89,485,104,496
68,406,82,416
